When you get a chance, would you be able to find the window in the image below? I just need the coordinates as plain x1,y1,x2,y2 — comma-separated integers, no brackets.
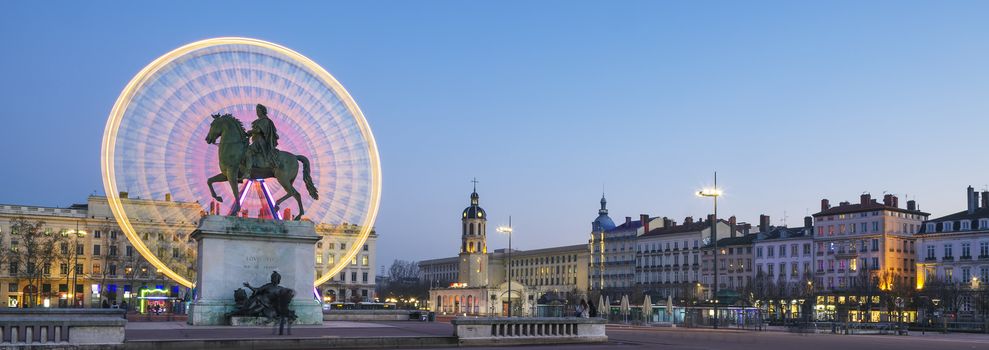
872,239,879,252
341,243,346,250
8,262,18,274
927,245,935,259
873,221,880,232
351,257,357,265
944,222,954,232
316,253,323,264
362,272,368,282
126,245,133,257
860,223,867,233
803,243,811,256
872,257,878,270
350,272,357,282
768,246,775,257
60,263,68,275
944,244,954,258
92,264,101,275
961,220,972,231
980,219,989,230
962,243,971,258
756,247,763,257
361,255,369,266
926,223,936,232
981,242,989,257
779,244,787,257
76,244,84,255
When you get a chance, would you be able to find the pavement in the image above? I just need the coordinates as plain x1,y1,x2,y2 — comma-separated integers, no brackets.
126,320,989,349
125,320,455,341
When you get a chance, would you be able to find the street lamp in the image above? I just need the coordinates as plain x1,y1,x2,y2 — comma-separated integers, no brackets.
697,171,722,328
497,217,513,317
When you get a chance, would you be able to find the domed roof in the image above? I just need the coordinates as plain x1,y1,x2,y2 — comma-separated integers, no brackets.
592,193,616,231
462,189,486,220
463,205,486,219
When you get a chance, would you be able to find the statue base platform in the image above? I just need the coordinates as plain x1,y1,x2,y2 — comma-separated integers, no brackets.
187,215,322,326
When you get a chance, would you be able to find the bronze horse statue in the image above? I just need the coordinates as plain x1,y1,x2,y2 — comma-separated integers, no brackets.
205,113,318,220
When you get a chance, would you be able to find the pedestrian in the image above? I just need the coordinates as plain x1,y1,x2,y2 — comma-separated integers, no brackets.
588,300,597,318
579,299,589,318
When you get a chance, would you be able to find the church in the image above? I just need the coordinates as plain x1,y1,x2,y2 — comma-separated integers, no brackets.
424,186,532,316
422,185,592,316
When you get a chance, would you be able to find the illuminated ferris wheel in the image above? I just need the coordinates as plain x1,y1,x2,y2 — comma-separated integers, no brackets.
101,37,381,288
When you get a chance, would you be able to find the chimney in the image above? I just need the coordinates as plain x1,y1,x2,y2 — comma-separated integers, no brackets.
892,195,899,208
821,199,830,211
883,194,893,207
839,201,850,206
729,216,737,238
759,214,771,233
982,191,989,208
165,193,172,202
640,214,650,233
860,193,871,205
968,186,977,214
684,216,694,225
119,191,128,199
804,216,813,229
663,217,672,228
907,200,916,211
625,216,632,226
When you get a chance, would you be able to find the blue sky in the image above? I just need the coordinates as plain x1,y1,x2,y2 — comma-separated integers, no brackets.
2,1,988,269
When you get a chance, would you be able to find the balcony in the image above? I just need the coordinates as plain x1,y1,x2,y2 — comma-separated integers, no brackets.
979,255,989,260
960,255,972,261
943,256,955,262
924,256,937,262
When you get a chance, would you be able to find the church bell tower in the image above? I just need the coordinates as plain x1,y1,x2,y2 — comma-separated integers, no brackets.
458,181,488,287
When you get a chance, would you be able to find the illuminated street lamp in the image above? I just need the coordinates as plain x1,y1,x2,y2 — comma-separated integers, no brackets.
697,172,721,328
497,217,513,317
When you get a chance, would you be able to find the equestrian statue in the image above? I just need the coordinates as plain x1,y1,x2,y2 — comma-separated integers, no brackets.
205,104,318,220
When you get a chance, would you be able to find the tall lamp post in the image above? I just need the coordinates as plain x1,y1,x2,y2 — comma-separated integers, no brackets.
497,217,513,317
697,172,722,328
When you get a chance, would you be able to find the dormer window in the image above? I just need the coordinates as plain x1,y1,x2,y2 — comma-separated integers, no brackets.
980,219,989,230
926,223,937,232
943,222,954,232
961,220,972,231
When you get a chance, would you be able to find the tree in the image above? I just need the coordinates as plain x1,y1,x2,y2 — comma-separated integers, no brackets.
376,260,428,308
9,219,59,307
55,228,84,307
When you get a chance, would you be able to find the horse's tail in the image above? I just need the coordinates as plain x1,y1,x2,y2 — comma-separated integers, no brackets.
297,155,319,200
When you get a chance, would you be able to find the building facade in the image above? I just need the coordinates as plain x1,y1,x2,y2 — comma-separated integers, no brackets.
915,187,989,321
2,195,379,309
315,223,378,303
638,216,736,300
0,195,200,310
751,216,815,320
812,194,927,293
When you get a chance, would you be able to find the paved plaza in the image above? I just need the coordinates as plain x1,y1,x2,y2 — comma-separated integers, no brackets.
125,320,989,349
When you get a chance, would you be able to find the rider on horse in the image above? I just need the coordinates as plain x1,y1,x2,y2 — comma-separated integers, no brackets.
244,104,280,177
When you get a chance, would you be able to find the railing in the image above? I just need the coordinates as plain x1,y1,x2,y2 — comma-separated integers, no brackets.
0,308,125,346
451,317,606,345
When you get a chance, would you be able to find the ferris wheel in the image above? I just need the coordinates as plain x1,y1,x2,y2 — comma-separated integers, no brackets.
101,37,381,288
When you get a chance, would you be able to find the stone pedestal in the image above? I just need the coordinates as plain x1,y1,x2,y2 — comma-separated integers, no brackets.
188,215,322,325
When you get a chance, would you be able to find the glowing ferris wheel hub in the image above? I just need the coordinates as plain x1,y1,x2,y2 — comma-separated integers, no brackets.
101,37,381,288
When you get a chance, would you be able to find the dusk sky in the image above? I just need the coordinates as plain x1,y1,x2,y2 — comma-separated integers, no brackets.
2,1,988,270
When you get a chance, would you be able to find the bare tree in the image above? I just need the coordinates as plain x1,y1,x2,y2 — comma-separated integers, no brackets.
9,219,59,307
377,260,428,308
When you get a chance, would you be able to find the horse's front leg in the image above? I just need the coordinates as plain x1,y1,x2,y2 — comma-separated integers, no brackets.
227,173,243,216
207,173,228,203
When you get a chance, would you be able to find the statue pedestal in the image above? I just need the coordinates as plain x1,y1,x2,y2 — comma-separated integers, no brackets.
187,215,322,325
